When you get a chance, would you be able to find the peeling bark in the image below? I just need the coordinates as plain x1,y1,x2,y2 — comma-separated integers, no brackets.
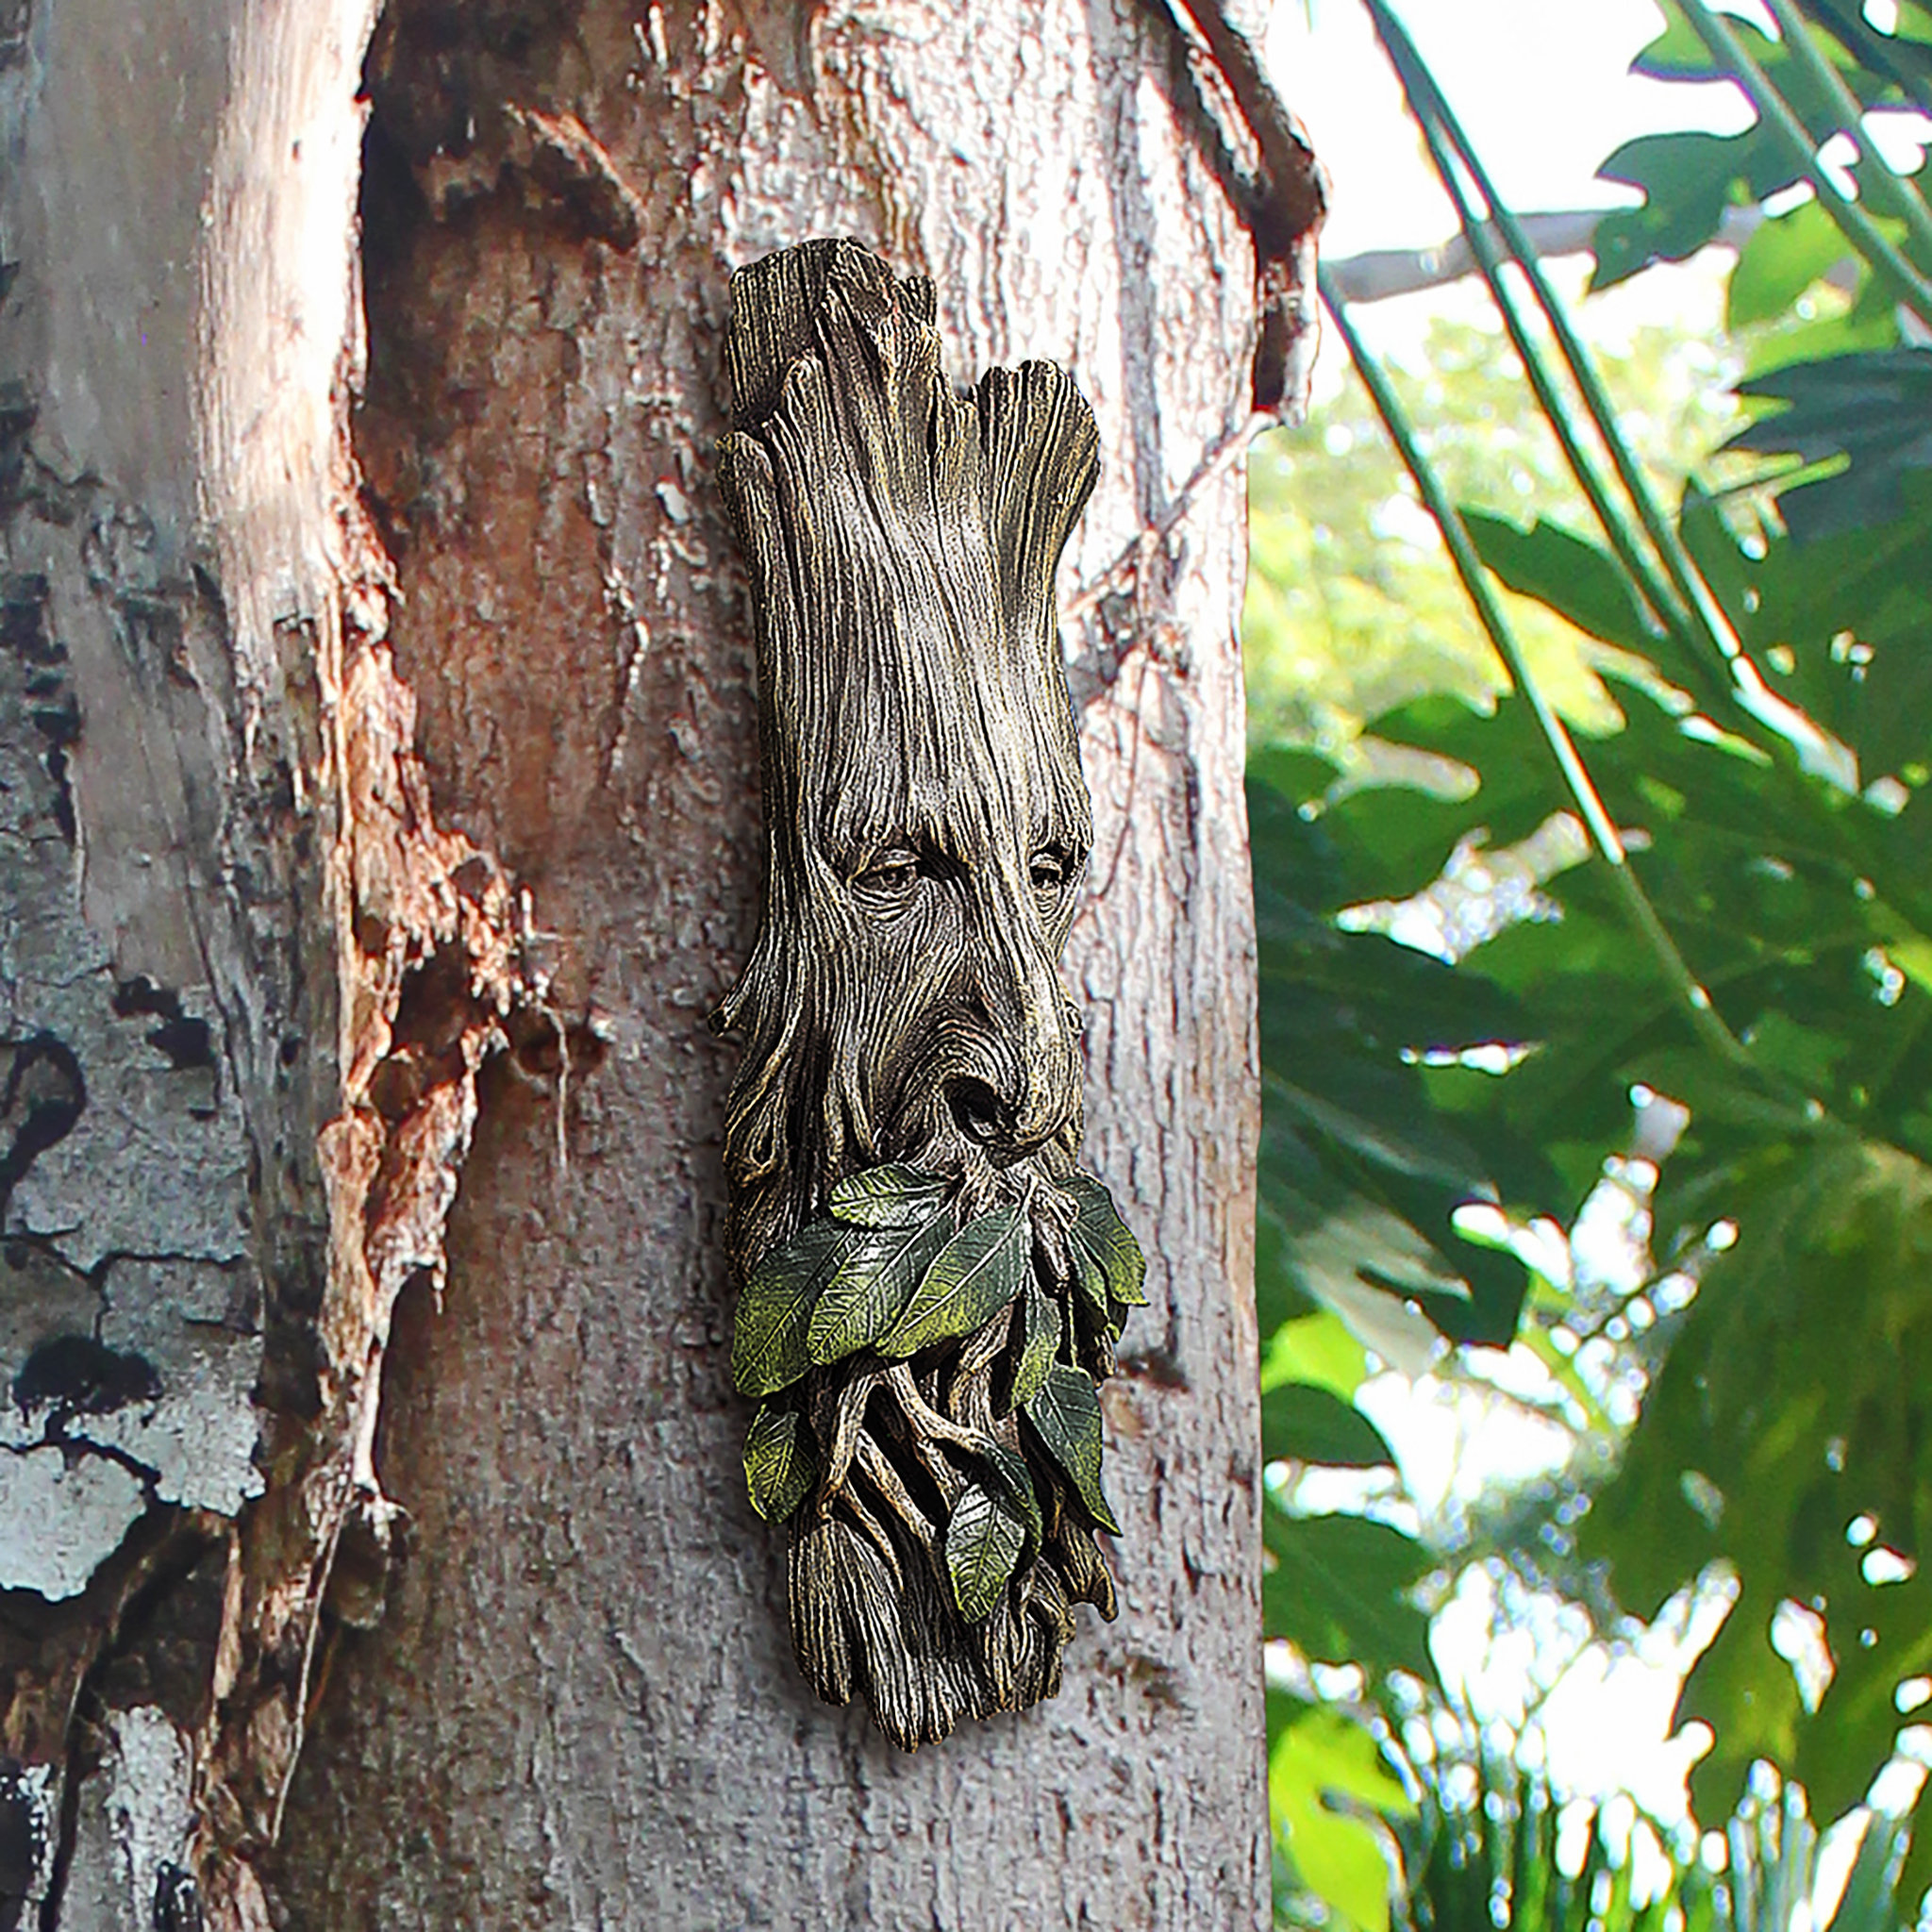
2,0,1290,1924
1,0,529,1919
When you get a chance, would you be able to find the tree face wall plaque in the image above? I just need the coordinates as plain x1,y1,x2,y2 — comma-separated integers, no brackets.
714,240,1148,1748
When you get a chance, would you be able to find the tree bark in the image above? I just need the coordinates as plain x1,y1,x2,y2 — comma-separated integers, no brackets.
0,1,1279,1924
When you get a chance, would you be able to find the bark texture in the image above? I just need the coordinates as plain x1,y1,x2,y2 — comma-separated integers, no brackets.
1,2,525,1923
1,0,1281,1924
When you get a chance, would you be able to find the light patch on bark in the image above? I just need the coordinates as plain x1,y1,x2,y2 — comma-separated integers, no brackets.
0,560,264,1598
58,1706,195,1932
72,1259,265,1514
0,1448,145,1600
6,988,253,1274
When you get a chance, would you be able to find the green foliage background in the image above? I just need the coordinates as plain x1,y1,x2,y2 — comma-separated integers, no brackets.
1247,4,1932,1926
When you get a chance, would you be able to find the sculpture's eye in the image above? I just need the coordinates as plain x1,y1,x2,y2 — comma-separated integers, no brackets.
853,846,921,909
1029,849,1071,900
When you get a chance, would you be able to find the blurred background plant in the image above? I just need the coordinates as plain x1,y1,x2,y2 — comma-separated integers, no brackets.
1247,3,1932,1926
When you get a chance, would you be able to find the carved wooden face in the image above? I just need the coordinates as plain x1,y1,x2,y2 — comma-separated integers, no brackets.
716,243,1098,1276
715,242,1132,1753
797,670,1089,1180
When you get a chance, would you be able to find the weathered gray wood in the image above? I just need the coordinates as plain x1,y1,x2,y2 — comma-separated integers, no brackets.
1,3,525,1923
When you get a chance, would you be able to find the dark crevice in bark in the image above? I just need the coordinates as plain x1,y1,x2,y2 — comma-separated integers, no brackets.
108,982,217,1079
33,1744,78,1932
0,575,76,846
0,1762,42,1932
10,1339,160,1431
0,1041,84,1223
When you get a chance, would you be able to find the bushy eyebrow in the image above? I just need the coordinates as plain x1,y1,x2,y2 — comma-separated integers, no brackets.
816,760,1087,878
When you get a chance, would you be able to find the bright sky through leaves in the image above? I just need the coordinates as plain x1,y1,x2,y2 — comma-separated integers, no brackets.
1266,0,1755,260
1252,0,1760,1839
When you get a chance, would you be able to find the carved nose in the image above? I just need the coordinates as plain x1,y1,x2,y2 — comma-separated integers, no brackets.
957,924,1077,1158
946,1063,1065,1159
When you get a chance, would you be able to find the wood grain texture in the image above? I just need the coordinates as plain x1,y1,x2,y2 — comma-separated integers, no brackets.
715,239,1129,1748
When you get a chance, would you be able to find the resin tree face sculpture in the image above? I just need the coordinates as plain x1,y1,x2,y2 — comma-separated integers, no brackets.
714,240,1147,1749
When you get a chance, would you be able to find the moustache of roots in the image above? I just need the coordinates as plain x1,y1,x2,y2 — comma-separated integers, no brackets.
730,1158,1146,1748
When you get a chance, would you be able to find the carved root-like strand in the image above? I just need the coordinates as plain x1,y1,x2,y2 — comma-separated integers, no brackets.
716,239,1141,1747
788,1418,1095,1750
772,1242,1124,1745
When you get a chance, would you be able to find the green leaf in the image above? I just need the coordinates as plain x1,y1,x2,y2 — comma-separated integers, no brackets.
1261,1383,1395,1468
1063,1172,1149,1307
1007,1279,1061,1412
977,1440,1043,1551
1260,1310,1369,1403
1827,1809,1912,1932
1675,1596,1807,1824
1262,1502,1438,1684
732,1219,853,1398
1466,510,1660,660
1689,482,1932,785
944,1479,1026,1620
1730,350,1932,541
875,1203,1027,1357
1727,197,1853,330
807,1208,956,1365
1591,127,1796,291
1581,1135,1932,1826
742,1405,817,1522
827,1162,950,1226
1022,1363,1120,1533
1631,2,1782,81
1899,1799,1932,1932
1269,1693,1413,1932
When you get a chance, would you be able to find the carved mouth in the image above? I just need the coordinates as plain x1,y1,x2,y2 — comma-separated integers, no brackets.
877,1092,1074,1231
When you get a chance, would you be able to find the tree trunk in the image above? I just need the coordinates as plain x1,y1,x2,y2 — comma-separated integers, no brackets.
0,1,1281,1925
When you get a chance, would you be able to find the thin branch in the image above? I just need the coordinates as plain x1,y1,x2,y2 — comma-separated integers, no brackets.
1063,408,1270,623
1163,0,1326,249
1158,0,1330,417
1325,207,1771,304
1319,267,1756,1074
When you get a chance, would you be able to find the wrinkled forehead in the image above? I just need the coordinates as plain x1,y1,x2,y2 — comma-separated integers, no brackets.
770,552,1091,869
816,676,1089,871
